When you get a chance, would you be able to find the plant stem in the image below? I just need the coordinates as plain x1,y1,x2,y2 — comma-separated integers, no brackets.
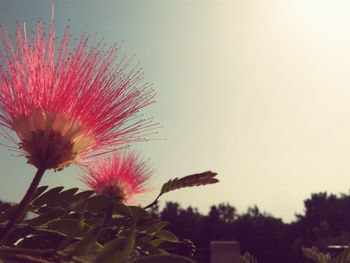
144,193,162,209
0,167,46,246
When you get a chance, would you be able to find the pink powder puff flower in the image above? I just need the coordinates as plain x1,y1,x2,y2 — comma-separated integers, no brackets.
82,151,152,203
0,7,155,171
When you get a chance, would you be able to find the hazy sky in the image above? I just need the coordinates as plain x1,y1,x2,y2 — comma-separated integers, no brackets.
1,0,350,222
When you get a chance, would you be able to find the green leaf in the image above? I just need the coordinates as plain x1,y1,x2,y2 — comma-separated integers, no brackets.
138,219,160,231
32,187,64,207
62,212,81,220
16,232,65,249
32,185,49,200
84,214,104,227
137,219,169,234
37,206,55,214
47,219,89,237
47,188,79,207
130,206,149,221
149,238,164,248
137,235,153,243
87,195,112,213
114,203,133,217
160,171,218,196
95,205,139,263
134,240,160,255
130,255,195,263
61,190,94,211
158,249,169,255
27,209,66,226
73,224,102,255
95,237,134,263
155,230,179,242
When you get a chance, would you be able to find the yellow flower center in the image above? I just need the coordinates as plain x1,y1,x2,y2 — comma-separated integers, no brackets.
12,110,94,171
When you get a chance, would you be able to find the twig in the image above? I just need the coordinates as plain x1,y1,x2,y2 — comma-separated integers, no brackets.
144,193,161,210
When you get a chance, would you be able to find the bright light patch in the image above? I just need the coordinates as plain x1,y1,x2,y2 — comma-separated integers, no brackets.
294,0,350,40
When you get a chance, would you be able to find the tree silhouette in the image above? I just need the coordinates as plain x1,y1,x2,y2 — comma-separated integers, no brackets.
153,191,350,263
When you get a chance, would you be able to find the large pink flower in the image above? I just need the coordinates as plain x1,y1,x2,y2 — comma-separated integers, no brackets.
82,151,152,203
0,8,155,171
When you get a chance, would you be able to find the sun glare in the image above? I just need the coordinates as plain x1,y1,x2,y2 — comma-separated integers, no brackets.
294,0,350,40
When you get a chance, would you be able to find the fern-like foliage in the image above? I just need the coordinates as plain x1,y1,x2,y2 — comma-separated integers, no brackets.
332,245,350,263
240,251,258,263
160,171,218,195
302,247,331,263
0,170,216,262
144,171,218,209
0,185,191,263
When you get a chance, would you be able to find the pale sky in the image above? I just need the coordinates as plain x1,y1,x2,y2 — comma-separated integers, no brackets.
1,0,350,222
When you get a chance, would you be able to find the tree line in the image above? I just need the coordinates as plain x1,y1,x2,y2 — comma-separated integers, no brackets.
150,191,350,263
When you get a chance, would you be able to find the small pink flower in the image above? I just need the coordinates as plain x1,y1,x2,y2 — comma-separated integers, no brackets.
82,151,152,203
0,7,155,170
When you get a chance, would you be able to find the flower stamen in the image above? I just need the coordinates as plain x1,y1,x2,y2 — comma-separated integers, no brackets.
13,110,94,170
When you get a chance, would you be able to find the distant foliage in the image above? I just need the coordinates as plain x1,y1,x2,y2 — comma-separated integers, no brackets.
147,192,350,263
